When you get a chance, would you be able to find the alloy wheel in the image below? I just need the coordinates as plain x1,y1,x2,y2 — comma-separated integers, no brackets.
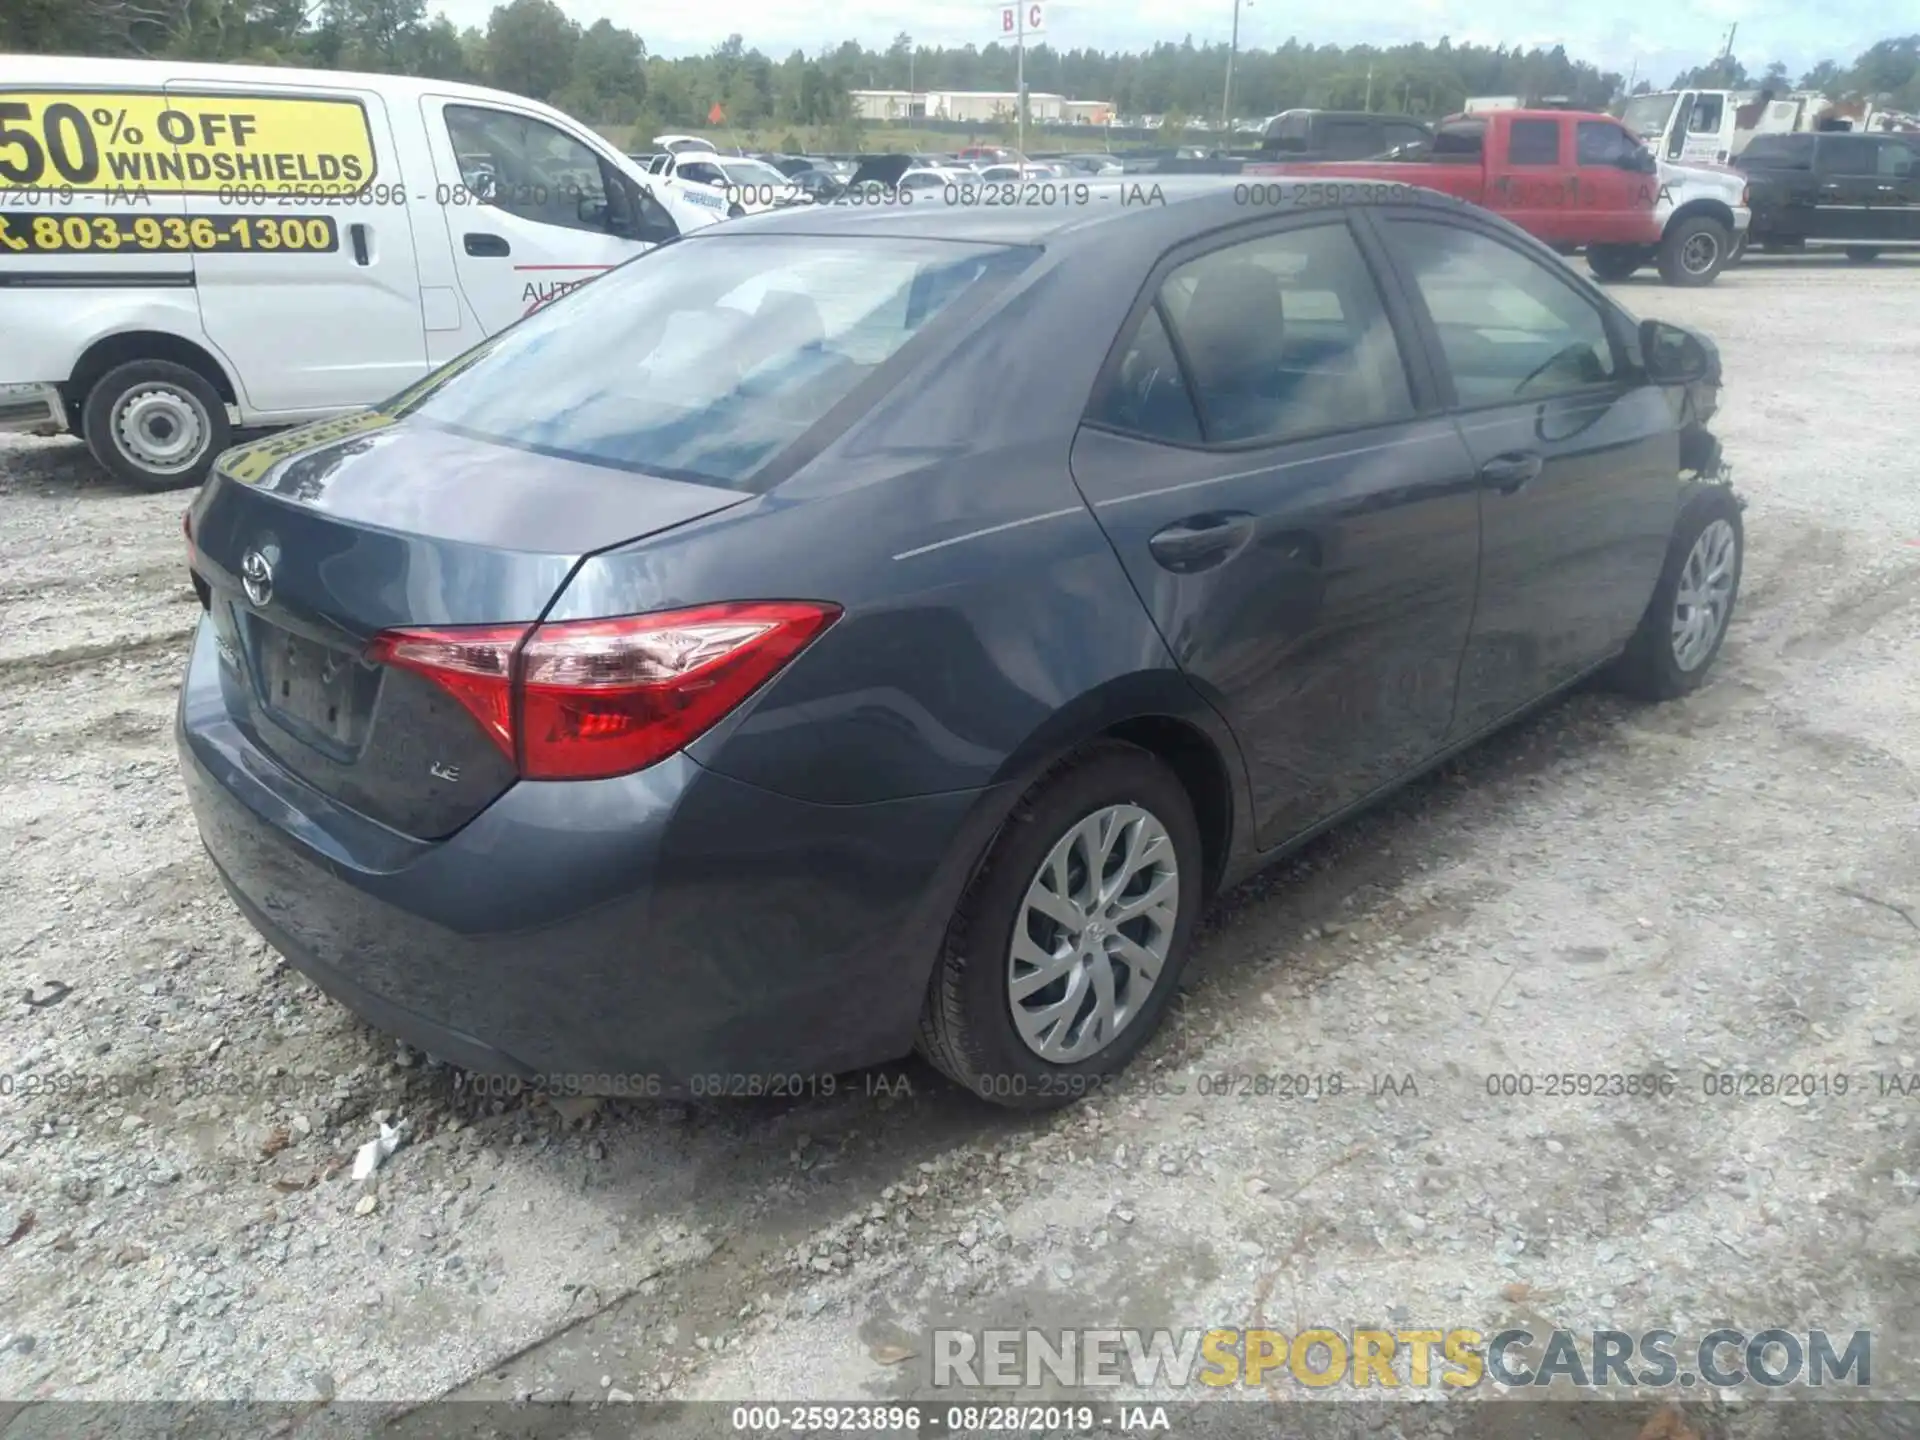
1007,803,1179,1063
1671,518,1738,671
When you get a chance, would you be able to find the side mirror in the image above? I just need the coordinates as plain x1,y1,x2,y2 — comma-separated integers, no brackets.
1620,147,1657,173
1640,319,1711,385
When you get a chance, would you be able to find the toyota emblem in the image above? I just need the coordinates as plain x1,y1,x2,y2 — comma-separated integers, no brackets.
240,548,274,607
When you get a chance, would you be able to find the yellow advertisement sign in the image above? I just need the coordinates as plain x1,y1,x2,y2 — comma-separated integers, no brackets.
219,409,395,484
0,91,376,195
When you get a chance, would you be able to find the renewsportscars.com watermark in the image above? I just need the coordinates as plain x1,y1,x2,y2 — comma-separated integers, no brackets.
932,1327,1871,1391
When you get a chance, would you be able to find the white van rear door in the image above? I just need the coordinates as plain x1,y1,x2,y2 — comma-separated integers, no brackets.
165,79,429,418
418,95,672,334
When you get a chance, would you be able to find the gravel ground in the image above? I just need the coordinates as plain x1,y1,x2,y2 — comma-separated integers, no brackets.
2,253,1919,1420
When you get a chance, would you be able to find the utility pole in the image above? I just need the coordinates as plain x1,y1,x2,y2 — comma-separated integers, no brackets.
1363,61,1373,111
908,44,915,130
1719,23,1737,83
1016,3,1026,161
1221,0,1241,133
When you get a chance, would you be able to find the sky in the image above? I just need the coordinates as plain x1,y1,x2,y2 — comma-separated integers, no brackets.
425,0,1897,88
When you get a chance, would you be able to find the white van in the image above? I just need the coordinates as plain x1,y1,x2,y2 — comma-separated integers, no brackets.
0,56,724,489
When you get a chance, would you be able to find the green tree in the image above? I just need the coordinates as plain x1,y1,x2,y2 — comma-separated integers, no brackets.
320,0,428,70
485,0,578,101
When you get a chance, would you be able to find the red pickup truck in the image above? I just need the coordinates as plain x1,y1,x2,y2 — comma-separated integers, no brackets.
1245,108,1665,252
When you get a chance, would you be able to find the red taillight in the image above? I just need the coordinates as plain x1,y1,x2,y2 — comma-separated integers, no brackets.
366,622,526,758
365,602,841,782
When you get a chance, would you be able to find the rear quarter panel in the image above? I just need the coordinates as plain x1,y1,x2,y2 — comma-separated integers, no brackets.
547,239,1255,827
0,287,212,387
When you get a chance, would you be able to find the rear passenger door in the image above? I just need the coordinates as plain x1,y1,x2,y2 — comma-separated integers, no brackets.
1817,136,1920,244
1811,136,1884,241
1068,215,1483,851
1371,209,1677,737
1495,116,1572,243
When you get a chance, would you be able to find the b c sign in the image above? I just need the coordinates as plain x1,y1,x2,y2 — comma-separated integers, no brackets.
998,2,1045,35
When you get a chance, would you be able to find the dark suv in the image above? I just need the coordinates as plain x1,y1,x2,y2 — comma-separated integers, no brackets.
1736,130,1920,262
1259,109,1435,161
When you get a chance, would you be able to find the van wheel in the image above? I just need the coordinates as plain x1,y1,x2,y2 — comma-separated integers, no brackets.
1587,245,1647,282
916,741,1202,1111
1845,247,1882,263
1607,484,1743,701
1657,216,1731,286
81,360,230,492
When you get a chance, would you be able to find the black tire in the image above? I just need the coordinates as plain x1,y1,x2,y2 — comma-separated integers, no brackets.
1657,215,1732,286
1607,484,1744,702
1586,245,1646,282
916,740,1203,1111
726,202,745,219
1845,246,1882,263
80,358,230,492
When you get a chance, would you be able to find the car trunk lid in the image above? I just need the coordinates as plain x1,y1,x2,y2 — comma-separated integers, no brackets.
186,413,748,838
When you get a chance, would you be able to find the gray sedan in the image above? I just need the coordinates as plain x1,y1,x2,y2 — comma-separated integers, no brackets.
179,180,1742,1109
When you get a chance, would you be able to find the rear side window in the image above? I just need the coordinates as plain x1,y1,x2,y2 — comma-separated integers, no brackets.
1094,221,1414,448
1087,306,1202,443
1265,112,1313,151
1816,137,1880,176
1507,119,1561,166
390,236,1033,488
1740,134,1813,170
1382,122,1430,152
1882,140,1918,177
1319,120,1381,159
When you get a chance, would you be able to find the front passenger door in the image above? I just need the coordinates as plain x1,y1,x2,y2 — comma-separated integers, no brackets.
420,98,675,336
1068,217,1482,851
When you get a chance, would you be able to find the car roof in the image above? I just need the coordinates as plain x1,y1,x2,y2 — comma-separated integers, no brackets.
686,175,1428,249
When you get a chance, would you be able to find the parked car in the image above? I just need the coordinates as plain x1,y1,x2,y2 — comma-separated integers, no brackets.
179,177,1742,1111
1247,109,1671,264
977,163,1062,183
1734,131,1920,262
0,55,719,489
757,154,817,178
645,142,792,217
783,167,848,203
1260,109,1435,161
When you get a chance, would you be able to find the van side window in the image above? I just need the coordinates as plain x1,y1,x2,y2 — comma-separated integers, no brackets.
444,105,616,235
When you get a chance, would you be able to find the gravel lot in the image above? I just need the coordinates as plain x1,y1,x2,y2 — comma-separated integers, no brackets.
3,253,1919,1421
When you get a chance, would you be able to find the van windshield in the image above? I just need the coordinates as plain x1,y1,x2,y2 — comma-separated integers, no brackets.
387,235,1034,490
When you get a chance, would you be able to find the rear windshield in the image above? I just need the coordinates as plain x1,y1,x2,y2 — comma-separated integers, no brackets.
388,235,1033,489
